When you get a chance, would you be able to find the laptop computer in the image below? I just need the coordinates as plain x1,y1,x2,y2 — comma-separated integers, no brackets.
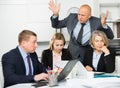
57,59,88,82
32,60,76,87
33,59,107,87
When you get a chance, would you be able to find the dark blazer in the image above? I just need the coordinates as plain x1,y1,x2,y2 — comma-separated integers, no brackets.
83,46,115,73
2,47,47,87
41,48,73,70
51,14,114,62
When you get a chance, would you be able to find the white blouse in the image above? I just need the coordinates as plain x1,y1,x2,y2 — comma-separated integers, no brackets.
52,51,62,69
92,51,102,71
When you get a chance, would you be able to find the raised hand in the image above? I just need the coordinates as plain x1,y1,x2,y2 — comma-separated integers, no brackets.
101,10,108,27
101,46,110,56
48,0,61,16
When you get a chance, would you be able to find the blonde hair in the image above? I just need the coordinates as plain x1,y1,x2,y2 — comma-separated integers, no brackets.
89,30,109,48
49,33,66,50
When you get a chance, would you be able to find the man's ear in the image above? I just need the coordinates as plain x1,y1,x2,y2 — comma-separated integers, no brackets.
21,41,27,47
89,15,91,18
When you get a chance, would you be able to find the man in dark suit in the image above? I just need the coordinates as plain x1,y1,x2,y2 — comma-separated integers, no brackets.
49,0,114,63
2,30,48,87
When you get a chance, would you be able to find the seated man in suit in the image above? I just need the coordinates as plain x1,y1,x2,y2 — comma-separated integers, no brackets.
2,30,48,87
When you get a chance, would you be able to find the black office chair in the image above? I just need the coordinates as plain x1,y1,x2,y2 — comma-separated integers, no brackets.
108,39,120,56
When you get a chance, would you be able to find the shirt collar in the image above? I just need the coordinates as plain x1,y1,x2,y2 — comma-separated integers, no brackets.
52,51,62,56
78,20,90,26
18,46,27,59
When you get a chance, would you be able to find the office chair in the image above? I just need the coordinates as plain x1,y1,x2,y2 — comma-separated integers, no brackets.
0,62,4,88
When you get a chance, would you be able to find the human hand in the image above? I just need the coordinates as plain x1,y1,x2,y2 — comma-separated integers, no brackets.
101,46,110,55
34,73,48,82
53,67,63,76
48,0,60,16
57,68,63,74
101,10,108,27
85,65,93,71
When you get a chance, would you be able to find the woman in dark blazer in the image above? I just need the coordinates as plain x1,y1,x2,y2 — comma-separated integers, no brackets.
83,30,115,73
41,33,73,70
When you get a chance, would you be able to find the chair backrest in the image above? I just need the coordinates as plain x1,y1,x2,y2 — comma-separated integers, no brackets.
108,39,120,74
114,56,120,74
0,61,4,88
66,7,79,16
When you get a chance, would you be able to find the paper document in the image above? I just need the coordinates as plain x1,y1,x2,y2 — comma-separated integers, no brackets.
66,78,120,88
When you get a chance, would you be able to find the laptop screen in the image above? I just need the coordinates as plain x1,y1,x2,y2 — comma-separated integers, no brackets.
57,59,79,81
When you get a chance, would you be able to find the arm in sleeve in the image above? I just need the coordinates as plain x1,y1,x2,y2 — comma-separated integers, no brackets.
104,48,115,73
2,55,34,87
50,14,68,29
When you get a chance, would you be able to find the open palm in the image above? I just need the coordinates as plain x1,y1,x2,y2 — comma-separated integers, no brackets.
49,0,60,16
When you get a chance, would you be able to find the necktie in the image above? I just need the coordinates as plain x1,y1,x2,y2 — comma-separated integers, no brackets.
77,23,85,45
27,54,32,75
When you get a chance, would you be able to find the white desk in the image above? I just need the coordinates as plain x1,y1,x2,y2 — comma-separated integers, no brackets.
7,72,120,88
7,80,66,88
7,77,120,88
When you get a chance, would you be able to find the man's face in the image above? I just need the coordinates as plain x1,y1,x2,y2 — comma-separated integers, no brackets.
22,36,38,53
77,7,91,23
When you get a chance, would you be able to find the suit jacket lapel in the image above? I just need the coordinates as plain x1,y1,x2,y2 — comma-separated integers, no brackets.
16,47,26,74
46,50,53,69
89,18,94,33
49,50,53,69
69,14,78,35
97,53,104,71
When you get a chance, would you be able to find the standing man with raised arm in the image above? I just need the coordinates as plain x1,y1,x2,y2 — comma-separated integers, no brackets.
49,0,114,63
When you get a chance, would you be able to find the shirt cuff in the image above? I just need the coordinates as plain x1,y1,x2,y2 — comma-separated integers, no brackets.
103,25,108,29
52,15,58,19
104,53,110,56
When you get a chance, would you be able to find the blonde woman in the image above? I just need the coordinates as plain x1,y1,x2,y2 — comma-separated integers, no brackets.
83,30,115,73
41,33,72,70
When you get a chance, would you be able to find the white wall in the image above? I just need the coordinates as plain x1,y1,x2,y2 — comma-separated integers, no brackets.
99,0,120,38
0,0,120,60
0,0,27,59
0,0,55,59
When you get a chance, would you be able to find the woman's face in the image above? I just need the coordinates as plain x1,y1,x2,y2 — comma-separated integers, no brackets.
53,39,64,53
93,35,104,52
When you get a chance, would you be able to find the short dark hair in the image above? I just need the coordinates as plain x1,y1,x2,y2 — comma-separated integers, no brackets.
18,29,37,44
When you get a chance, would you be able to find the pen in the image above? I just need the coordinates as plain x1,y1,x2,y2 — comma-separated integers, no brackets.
55,65,60,69
55,65,60,75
